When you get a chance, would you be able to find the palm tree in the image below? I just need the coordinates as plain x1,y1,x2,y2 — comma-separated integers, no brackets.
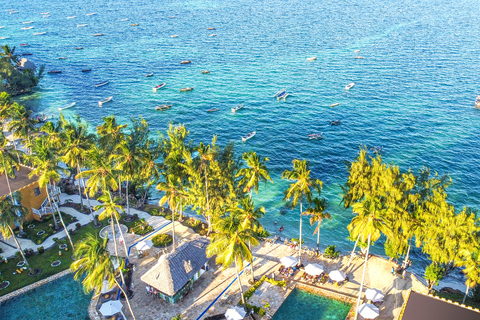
236,151,273,198
0,193,31,271
94,193,125,257
61,116,96,212
7,107,38,152
207,213,259,305
156,174,187,252
232,197,264,283
197,138,216,231
282,159,322,265
1,45,20,64
71,233,136,320
302,197,331,252
28,136,74,250
459,249,480,304
112,138,146,217
0,132,20,197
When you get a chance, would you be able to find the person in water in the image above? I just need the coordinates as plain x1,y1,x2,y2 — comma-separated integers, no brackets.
279,226,284,232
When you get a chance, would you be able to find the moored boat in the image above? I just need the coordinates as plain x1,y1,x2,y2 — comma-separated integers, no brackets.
475,96,480,109
155,103,172,111
95,80,110,87
146,73,154,77
58,57,67,60
81,69,92,72
40,12,49,15
180,87,194,92
207,27,215,30
131,23,139,26
171,35,179,38
153,83,166,92
207,108,219,112
308,133,323,140
306,57,316,61
21,26,34,30
0,26,5,29
242,131,256,142
23,21,34,24
67,16,76,19
34,32,46,35
98,96,113,106
330,102,339,108
277,91,289,100
274,89,286,98
19,43,28,46
22,53,33,56
94,33,104,36
86,12,96,16
345,82,355,90
10,11,19,14
354,49,360,53
77,24,87,27
180,60,192,64
231,103,244,113
201,70,210,74
48,70,62,74
58,102,76,111
354,56,364,59
76,47,83,50
42,15,50,18
210,34,217,37
121,18,129,21
330,120,341,126
0,37,9,40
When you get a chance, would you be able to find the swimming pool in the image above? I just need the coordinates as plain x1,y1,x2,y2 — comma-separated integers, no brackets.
0,275,92,320
271,288,351,320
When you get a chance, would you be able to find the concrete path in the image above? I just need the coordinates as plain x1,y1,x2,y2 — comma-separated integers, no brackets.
0,193,163,258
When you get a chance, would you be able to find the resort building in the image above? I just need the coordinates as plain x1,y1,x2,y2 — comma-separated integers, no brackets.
0,164,60,221
141,237,210,304
400,290,480,320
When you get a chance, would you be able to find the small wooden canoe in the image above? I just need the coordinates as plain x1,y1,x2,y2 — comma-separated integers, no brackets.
22,53,33,56
155,104,172,111
48,70,62,74
210,34,217,37
19,43,28,46
94,33,104,36
146,73,154,77
207,108,219,112
330,103,339,108
207,27,215,30
34,32,46,35
131,23,139,26
180,60,191,64
153,83,166,92
58,57,67,60
86,13,96,16
81,69,92,72
201,70,210,74
76,47,83,50
180,87,194,92
171,35,179,38
95,80,110,87
354,56,364,59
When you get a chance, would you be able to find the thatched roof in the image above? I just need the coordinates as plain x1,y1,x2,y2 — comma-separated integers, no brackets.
16,58,36,71
140,237,210,296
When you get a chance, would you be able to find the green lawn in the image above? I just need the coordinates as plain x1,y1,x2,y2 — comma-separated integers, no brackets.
19,212,78,245
0,220,108,296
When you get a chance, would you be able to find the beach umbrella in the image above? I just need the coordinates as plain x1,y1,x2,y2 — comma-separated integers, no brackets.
135,239,153,251
358,303,379,319
101,280,116,294
304,263,324,276
328,270,346,282
99,300,123,317
225,306,247,320
365,288,384,302
280,256,298,268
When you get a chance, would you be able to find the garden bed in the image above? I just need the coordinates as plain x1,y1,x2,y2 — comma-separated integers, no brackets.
17,213,78,245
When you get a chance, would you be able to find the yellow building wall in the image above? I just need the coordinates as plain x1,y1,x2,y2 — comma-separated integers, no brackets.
16,181,48,222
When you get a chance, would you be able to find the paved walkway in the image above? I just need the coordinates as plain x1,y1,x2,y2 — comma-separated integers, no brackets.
0,193,165,258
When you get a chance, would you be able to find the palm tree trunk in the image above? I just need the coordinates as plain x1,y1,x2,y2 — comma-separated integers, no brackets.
45,186,59,230
8,225,31,273
50,189,75,250
76,165,84,208
249,243,255,284
204,166,211,233
235,259,246,305
404,240,412,268
172,207,176,252
108,192,129,257
114,278,137,320
77,163,93,215
347,234,361,268
126,177,130,216
354,234,371,320
463,285,470,304
298,202,303,265
110,219,119,257
316,222,321,252
118,175,122,198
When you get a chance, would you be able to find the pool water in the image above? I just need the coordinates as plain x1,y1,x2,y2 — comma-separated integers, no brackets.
0,275,92,320
271,289,351,320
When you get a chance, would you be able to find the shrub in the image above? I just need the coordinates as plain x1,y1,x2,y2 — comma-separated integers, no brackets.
265,277,286,287
36,240,42,245
256,228,270,238
133,213,139,220
53,238,58,242
23,248,34,257
244,276,266,300
152,234,173,247
324,245,340,258
0,247,3,254
130,219,153,235
291,238,305,245
149,209,160,216
171,314,182,320
37,246,45,254
75,223,82,230
425,263,444,291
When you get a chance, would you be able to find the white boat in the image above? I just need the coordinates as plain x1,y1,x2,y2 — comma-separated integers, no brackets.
77,24,87,27
40,12,50,15
23,21,34,24
121,18,129,21
94,33,104,36
67,16,76,19
345,82,355,90
242,131,256,142
475,96,480,109
34,32,46,35
0,26,5,29
42,15,50,18
308,133,323,140
277,91,289,100
171,35,179,38
210,34,217,37
58,102,76,111
153,83,166,92
231,103,244,113
86,12,96,16
98,96,113,106
354,49,360,53
22,26,34,30
306,57,316,61
95,80,110,87
10,11,19,14
0,37,10,40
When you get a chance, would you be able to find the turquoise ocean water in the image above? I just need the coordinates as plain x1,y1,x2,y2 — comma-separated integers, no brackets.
2,0,480,281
